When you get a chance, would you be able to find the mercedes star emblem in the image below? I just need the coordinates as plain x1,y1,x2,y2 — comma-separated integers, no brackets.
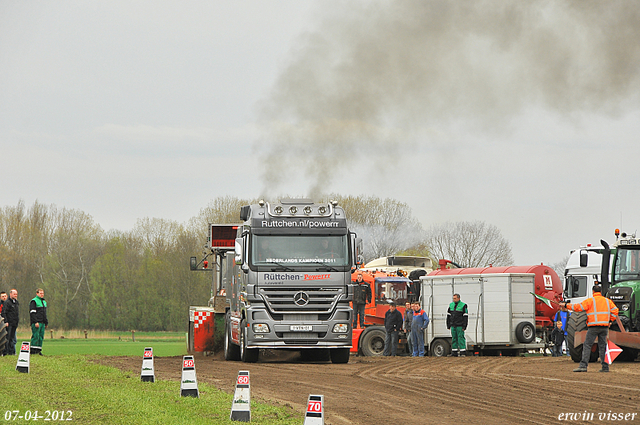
293,291,310,307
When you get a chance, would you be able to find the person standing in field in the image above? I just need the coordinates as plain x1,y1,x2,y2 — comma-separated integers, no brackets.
1,291,7,355
447,294,468,357
2,289,19,355
550,320,565,357
561,285,618,372
383,301,403,356
0,291,7,315
555,306,571,356
352,274,371,329
30,288,48,356
403,301,413,355
411,302,429,357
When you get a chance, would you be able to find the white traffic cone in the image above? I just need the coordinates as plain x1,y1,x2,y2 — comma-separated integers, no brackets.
180,355,199,397
140,347,155,382
16,342,30,373
230,370,251,422
304,395,324,425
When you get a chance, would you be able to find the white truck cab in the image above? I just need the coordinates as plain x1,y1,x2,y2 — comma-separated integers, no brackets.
564,245,604,305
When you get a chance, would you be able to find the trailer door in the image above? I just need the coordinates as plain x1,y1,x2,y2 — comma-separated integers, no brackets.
452,276,482,346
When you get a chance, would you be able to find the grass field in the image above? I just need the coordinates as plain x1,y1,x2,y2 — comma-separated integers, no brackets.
0,353,301,424
11,331,188,357
1,333,301,424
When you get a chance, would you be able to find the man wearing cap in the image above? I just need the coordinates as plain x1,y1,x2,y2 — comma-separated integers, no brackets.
383,301,403,356
560,285,618,372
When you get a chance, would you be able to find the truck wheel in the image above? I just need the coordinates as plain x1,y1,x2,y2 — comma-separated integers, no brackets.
515,322,535,343
566,311,599,363
330,348,350,364
431,338,451,357
239,320,259,363
359,328,386,356
224,317,240,361
0,317,6,355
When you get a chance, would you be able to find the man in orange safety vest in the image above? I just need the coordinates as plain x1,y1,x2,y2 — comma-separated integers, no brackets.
560,285,618,372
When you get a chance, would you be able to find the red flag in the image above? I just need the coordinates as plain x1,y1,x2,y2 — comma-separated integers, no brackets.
604,340,623,364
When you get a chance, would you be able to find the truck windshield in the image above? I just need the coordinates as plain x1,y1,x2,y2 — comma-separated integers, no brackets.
614,247,640,283
251,235,349,267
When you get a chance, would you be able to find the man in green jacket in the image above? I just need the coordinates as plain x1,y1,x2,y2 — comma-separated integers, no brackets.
29,288,48,355
446,294,468,357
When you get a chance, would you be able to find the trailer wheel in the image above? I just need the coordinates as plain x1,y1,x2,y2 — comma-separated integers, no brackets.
224,316,240,361
359,328,386,356
566,311,598,363
330,348,350,364
431,338,451,357
239,320,259,363
0,317,6,355
515,322,535,343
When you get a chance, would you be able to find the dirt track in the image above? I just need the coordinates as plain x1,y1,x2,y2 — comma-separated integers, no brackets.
100,353,640,424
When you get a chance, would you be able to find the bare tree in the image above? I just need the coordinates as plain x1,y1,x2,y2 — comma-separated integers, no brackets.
551,255,569,286
331,195,424,262
425,221,513,267
188,196,258,236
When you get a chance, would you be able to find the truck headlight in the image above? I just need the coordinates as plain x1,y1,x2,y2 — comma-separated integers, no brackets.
333,323,349,333
253,323,270,333
622,304,629,311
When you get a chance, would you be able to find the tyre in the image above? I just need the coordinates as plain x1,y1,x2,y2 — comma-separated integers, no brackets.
617,348,639,362
239,320,259,363
430,338,451,357
224,316,240,361
566,311,599,363
330,348,350,364
515,321,535,343
359,328,386,356
0,317,6,355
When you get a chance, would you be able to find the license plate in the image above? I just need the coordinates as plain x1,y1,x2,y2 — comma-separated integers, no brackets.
290,325,313,332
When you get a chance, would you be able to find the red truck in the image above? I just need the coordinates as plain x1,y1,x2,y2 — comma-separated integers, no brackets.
350,270,412,355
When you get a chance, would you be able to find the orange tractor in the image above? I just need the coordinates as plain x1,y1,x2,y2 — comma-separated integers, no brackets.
350,270,413,356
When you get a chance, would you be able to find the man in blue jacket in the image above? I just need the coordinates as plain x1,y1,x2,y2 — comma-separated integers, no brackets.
554,306,570,356
410,302,429,357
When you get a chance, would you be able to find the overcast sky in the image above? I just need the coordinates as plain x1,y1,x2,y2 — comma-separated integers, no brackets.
2,1,640,266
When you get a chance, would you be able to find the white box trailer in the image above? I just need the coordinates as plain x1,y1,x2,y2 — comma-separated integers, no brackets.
420,272,544,356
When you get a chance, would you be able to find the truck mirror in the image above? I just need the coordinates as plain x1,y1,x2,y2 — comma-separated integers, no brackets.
579,252,588,268
234,238,244,265
189,257,197,271
357,255,365,266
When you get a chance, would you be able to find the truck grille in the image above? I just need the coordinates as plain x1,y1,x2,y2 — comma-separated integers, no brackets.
258,287,343,314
